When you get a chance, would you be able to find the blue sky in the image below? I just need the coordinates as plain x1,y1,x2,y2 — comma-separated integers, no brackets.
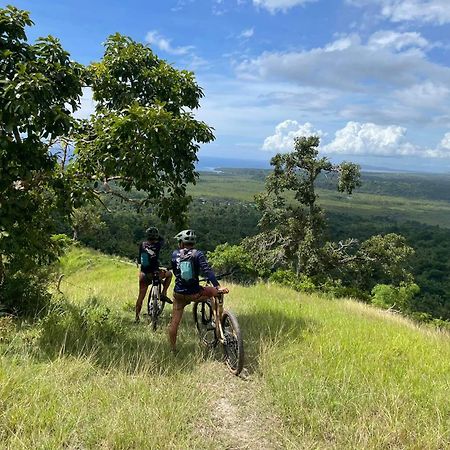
5,0,450,172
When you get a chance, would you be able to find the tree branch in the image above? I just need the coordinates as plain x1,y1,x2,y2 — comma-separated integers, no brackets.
13,127,22,145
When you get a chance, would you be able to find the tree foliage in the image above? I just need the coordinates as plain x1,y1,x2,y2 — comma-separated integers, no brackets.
0,6,85,310
75,34,214,225
245,136,361,275
0,6,214,312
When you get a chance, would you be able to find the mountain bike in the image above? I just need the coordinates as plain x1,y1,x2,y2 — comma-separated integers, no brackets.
147,270,166,331
193,275,244,375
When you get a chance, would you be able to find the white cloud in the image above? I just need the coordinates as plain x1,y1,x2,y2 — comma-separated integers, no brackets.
145,30,194,55
262,120,450,158
368,30,429,51
262,120,323,151
429,132,450,157
347,0,450,25
322,121,416,156
253,0,316,13
237,31,450,93
239,28,255,39
393,81,450,109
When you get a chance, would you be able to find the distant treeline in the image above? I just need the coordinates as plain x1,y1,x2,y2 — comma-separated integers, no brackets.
212,168,450,203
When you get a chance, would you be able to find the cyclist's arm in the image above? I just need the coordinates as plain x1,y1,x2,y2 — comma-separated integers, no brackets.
197,251,219,288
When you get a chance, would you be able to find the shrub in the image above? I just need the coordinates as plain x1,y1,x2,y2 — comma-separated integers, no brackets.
371,282,420,311
208,243,260,283
39,297,124,356
269,270,316,293
320,278,370,301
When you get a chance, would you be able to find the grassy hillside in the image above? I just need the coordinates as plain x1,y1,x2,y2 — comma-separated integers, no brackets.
191,171,450,227
1,247,449,449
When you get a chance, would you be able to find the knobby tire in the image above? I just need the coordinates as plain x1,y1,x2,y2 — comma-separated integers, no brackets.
221,310,244,376
193,300,218,348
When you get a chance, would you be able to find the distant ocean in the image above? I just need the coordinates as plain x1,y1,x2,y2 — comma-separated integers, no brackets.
197,155,450,175
196,156,270,172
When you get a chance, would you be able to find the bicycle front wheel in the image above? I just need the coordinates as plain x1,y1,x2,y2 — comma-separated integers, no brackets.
221,310,244,375
193,300,218,348
147,285,163,331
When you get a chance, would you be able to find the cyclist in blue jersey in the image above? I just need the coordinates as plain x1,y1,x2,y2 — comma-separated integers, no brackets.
135,227,172,323
168,229,228,351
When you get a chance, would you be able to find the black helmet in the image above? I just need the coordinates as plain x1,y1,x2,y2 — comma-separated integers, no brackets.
146,227,159,240
174,229,196,244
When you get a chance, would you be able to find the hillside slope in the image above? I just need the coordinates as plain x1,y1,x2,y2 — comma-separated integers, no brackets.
1,246,449,449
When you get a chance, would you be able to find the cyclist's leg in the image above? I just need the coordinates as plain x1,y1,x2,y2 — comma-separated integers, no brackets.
135,272,150,322
159,268,173,299
168,296,187,352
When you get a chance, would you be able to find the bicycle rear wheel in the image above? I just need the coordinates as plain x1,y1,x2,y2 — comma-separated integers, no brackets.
193,300,218,348
221,310,244,375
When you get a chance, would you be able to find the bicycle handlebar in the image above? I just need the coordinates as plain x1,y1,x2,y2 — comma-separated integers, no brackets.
199,271,234,283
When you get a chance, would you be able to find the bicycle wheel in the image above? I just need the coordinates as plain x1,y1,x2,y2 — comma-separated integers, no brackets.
193,300,218,348
221,310,244,375
147,285,163,331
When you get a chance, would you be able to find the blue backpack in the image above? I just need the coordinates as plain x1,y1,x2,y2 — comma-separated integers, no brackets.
179,249,197,283
140,244,156,269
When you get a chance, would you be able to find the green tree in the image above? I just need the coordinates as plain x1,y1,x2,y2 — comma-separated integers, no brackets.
1,6,214,313
245,136,361,275
74,34,214,225
0,6,85,312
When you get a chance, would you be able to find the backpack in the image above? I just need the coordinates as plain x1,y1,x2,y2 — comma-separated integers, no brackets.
179,249,197,283
140,243,156,269
140,251,150,268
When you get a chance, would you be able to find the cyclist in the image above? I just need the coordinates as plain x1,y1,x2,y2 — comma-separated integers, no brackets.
135,226,172,323
168,229,228,351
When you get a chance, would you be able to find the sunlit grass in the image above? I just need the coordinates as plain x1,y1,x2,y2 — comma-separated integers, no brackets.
1,247,449,448
232,283,450,449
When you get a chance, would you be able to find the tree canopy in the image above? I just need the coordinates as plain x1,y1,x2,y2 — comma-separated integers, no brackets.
75,34,214,224
0,6,214,313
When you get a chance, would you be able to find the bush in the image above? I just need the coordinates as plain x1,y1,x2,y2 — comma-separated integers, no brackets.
269,270,316,293
0,316,15,344
371,282,420,311
320,278,370,301
39,297,124,355
0,268,53,317
208,243,260,283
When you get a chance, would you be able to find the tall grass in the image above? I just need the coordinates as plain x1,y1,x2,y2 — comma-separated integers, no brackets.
1,246,449,448
233,283,450,449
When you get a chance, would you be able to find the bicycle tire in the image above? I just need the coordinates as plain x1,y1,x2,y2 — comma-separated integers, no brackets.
193,300,218,348
221,310,244,375
147,285,164,331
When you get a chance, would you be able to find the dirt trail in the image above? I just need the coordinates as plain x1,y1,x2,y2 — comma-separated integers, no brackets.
196,362,291,450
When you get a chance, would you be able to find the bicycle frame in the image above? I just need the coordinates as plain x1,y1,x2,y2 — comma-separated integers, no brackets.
210,292,226,344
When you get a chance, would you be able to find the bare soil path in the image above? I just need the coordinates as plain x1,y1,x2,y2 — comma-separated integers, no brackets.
195,361,293,450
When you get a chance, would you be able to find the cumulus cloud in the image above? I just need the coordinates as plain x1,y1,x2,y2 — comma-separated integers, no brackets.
428,132,450,157
253,0,316,13
262,120,323,151
145,30,194,55
237,31,450,92
263,120,450,158
322,121,417,156
347,0,450,25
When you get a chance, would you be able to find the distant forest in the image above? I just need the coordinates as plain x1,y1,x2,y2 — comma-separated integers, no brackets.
68,170,450,322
